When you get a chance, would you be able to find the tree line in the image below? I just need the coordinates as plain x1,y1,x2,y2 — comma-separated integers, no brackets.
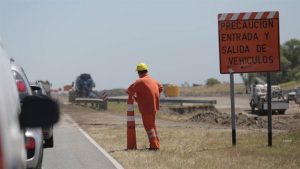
240,38,300,92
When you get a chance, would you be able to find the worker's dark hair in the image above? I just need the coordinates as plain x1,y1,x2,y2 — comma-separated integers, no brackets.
138,70,148,75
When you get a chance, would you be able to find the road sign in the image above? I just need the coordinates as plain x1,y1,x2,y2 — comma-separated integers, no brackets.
218,11,280,74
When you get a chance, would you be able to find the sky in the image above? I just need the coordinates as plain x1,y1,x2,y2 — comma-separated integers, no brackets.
0,0,299,90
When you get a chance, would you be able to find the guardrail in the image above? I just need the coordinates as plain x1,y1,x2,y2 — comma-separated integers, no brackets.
107,97,217,105
75,97,217,110
75,98,108,110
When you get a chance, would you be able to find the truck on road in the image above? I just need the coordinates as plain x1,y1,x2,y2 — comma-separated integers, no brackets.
249,84,289,114
75,73,97,98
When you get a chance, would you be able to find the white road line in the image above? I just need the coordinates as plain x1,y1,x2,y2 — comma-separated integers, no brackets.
64,114,124,169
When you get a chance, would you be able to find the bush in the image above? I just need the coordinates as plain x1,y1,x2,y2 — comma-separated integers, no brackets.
206,78,221,86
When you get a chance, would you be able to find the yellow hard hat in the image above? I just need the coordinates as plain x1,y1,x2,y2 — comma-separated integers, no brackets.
136,62,148,71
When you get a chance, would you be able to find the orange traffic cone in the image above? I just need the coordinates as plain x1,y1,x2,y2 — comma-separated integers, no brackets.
127,98,137,150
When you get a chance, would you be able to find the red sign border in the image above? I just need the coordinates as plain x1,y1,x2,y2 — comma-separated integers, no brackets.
218,11,280,74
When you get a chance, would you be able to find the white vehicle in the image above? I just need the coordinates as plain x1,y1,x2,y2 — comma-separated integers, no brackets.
295,87,300,104
250,84,289,114
287,88,297,101
11,59,44,169
0,39,59,169
0,39,25,169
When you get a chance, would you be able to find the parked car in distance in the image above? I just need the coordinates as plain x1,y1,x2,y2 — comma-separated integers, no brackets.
0,40,59,169
295,87,300,104
30,81,54,148
287,88,296,101
10,59,44,169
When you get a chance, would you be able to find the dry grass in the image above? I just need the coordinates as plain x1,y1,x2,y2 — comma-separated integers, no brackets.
180,83,245,96
279,81,300,90
61,95,300,169
81,123,300,169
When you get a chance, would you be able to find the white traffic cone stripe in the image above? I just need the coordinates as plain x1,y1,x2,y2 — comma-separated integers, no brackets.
127,116,135,122
127,104,134,112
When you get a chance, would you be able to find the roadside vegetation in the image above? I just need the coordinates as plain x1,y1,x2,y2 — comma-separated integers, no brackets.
240,38,300,93
279,80,300,90
84,125,300,169
63,99,300,169
180,83,245,96
102,79,299,99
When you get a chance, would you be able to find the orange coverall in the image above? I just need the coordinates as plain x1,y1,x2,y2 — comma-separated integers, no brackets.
127,73,163,149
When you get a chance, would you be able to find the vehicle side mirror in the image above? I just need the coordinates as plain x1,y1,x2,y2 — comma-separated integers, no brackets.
19,95,60,128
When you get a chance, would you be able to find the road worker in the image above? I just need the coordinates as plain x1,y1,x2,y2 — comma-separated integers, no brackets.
127,63,163,150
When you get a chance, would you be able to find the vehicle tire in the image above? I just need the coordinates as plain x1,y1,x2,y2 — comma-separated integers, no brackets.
250,100,255,111
251,106,255,112
44,136,54,148
279,110,285,115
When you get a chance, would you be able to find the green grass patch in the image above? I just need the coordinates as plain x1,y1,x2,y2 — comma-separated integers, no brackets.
180,83,246,96
280,81,300,90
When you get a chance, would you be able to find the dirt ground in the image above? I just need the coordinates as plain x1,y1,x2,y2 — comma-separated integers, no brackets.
176,95,300,130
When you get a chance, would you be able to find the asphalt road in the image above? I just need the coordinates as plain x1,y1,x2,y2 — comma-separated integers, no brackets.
43,115,123,169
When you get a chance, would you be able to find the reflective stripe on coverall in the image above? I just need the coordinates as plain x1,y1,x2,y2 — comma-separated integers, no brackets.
127,74,163,149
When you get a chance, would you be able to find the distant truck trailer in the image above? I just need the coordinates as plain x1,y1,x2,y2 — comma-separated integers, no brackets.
75,73,97,98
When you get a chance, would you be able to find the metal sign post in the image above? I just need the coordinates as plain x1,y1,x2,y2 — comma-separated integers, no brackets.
230,73,236,146
267,73,272,146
